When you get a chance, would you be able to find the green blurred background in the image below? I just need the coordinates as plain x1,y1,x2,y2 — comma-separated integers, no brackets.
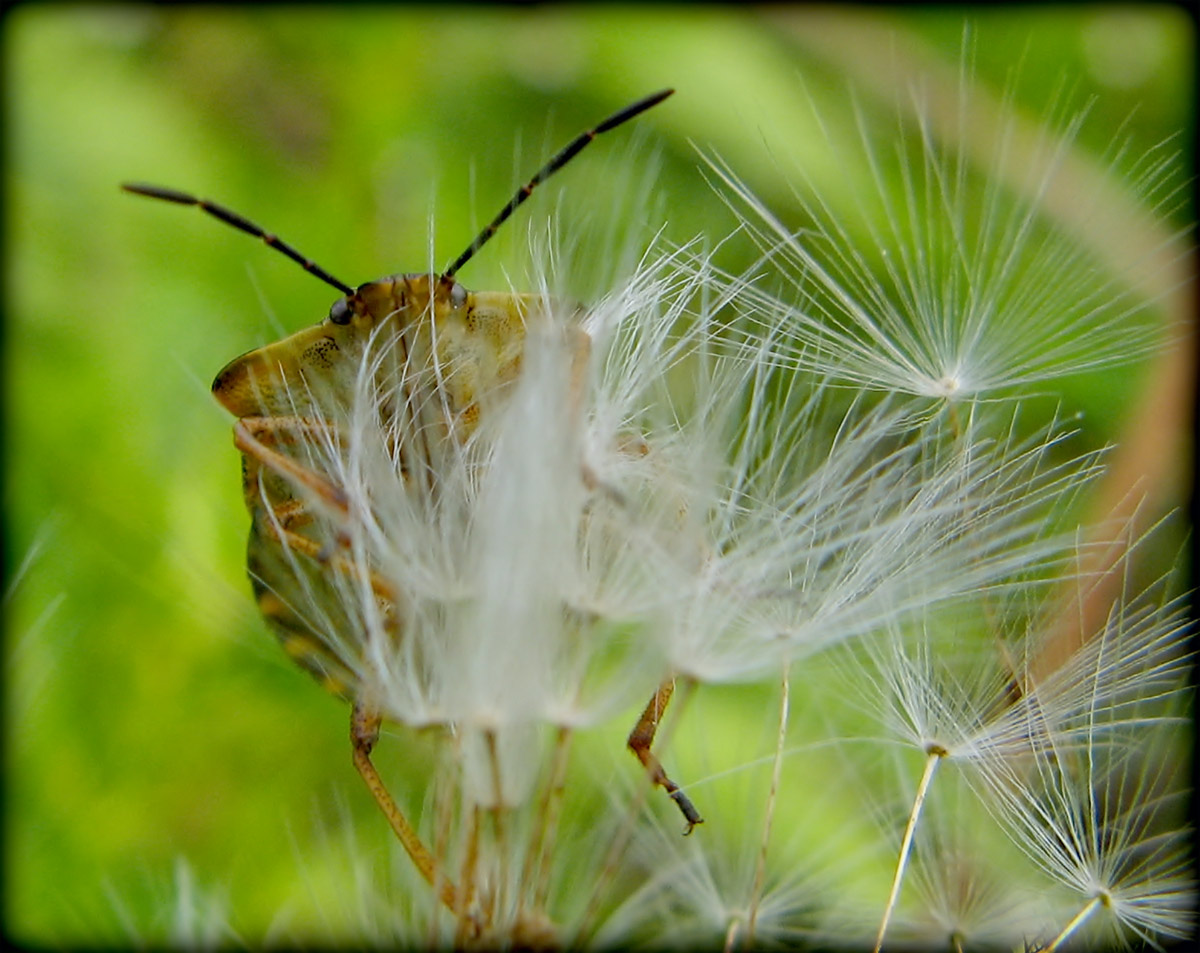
3,5,1193,945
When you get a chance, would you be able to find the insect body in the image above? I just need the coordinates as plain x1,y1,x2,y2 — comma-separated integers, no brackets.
123,88,700,912
221,273,557,698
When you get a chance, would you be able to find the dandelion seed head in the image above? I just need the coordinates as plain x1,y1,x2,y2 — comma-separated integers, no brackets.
969,572,1195,947
199,60,1193,945
930,369,966,399
593,754,844,949
703,70,1186,403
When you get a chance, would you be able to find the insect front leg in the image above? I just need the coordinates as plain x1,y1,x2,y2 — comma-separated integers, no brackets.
234,415,349,523
234,416,399,598
627,679,703,834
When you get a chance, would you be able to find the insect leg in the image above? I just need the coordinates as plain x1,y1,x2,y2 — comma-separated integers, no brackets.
351,702,462,915
253,516,398,603
627,679,703,834
235,430,457,912
235,414,343,447
235,417,349,519
236,416,351,552
234,419,397,602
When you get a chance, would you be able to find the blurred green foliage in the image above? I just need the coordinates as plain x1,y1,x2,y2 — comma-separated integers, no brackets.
3,5,1192,945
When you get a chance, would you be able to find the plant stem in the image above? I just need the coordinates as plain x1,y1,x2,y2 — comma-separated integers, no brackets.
1045,894,1104,952
530,725,574,912
747,662,791,947
874,747,944,953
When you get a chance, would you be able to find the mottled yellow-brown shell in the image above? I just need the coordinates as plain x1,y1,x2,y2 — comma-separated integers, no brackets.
214,272,568,696
213,273,548,422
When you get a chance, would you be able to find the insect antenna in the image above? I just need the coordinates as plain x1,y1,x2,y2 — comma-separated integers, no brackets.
121,182,354,296
443,88,674,278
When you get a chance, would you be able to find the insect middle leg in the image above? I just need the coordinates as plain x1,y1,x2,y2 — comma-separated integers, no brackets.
235,418,464,914
627,679,703,834
351,703,463,916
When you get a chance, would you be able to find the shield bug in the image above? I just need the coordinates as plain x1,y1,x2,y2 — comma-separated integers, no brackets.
123,88,701,910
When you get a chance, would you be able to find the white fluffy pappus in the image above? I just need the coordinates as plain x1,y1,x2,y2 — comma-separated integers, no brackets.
968,561,1195,951
822,527,1193,952
223,69,1189,941
700,73,1189,402
248,220,1157,789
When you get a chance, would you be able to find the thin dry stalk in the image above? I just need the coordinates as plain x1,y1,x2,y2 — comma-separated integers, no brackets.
747,663,791,946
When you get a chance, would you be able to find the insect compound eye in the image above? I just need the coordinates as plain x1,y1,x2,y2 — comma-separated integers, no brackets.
328,297,353,325
449,281,467,309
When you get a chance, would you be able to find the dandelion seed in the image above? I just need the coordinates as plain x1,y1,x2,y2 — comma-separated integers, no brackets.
823,771,1052,950
824,516,1191,951
593,759,839,950
971,573,1194,950
982,722,1194,950
576,276,1113,685
702,71,1187,401
235,203,1164,942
